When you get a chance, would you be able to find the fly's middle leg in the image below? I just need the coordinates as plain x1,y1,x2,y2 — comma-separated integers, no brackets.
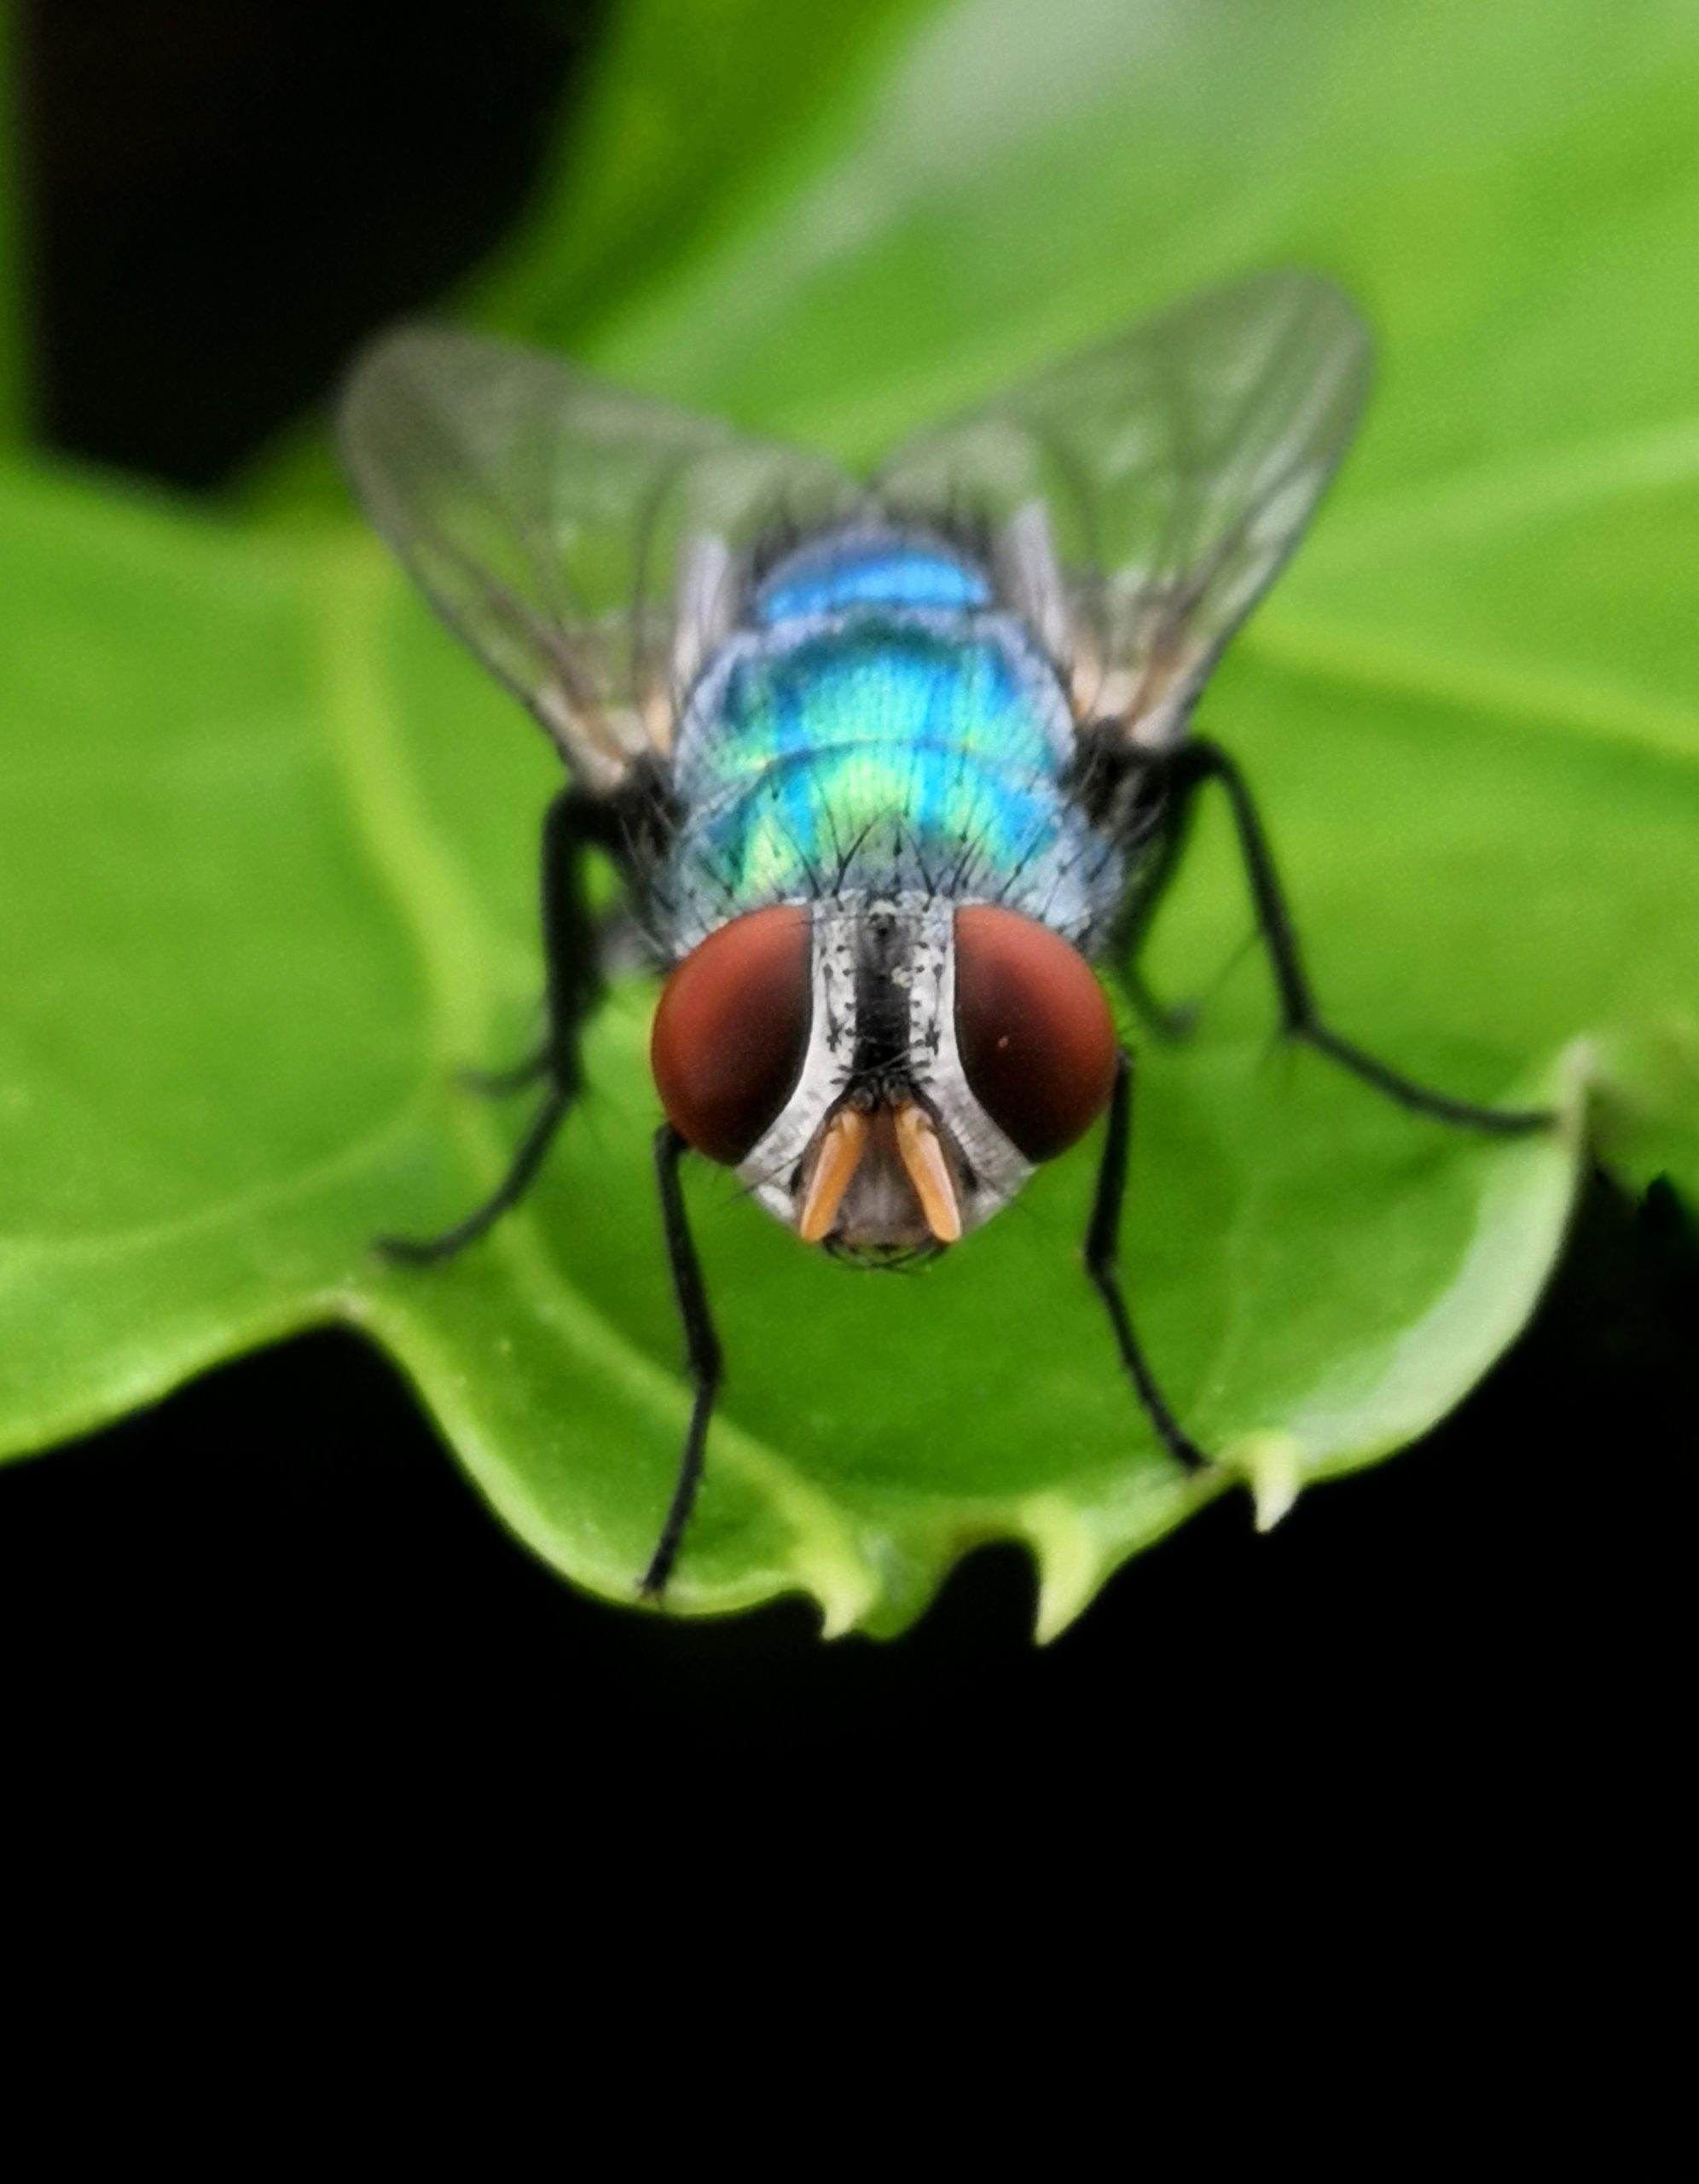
376,787,608,1264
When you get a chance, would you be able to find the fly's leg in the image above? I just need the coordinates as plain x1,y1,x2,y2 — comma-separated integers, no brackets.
1121,963,1202,1043
641,1124,725,1599
1086,1051,1207,1470
459,1049,552,1098
1113,758,1203,1039
1133,737,1553,1134
377,787,608,1263
459,908,657,1099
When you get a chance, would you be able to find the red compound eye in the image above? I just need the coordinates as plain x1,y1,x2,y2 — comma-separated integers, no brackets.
652,907,813,1165
954,906,1117,1161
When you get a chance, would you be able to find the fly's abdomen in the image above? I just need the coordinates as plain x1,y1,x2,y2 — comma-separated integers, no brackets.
663,607,1122,950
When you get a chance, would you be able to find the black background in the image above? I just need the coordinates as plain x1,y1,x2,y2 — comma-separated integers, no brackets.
7,3,1694,1926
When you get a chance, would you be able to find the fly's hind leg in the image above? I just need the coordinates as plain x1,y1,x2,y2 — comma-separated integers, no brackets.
1129,736,1553,1135
377,787,612,1263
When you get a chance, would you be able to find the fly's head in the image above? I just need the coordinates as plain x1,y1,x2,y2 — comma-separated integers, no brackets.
651,896,1119,1261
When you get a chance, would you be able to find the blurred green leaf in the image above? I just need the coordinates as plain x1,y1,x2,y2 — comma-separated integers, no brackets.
3,0,1696,1633
473,0,930,343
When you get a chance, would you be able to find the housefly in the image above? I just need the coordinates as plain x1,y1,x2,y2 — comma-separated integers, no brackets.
339,271,1549,1595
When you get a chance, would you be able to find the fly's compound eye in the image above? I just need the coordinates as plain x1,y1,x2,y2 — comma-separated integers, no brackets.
954,905,1118,1161
652,907,814,1165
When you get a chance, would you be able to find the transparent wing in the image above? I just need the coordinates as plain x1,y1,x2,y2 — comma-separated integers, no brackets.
339,327,864,791
876,272,1371,749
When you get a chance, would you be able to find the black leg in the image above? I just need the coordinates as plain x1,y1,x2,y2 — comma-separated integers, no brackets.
641,1124,725,1599
376,787,607,1263
458,1047,552,1098
1116,754,1196,952
1107,747,1200,1038
1084,1050,1208,1472
1121,961,1200,1042
1133,736,1553,1134
378,1086,571,1263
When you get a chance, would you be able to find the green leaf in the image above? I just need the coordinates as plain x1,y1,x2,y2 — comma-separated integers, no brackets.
5,0,1697,1635
470,0,931,346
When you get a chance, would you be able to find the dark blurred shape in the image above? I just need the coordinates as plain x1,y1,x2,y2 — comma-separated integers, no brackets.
22,0,606,485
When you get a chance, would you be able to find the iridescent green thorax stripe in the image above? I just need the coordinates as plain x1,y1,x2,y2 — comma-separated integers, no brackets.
664,606,1122,951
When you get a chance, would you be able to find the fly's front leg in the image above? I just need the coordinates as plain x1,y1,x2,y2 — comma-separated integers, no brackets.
1135,737,1553,1134
377,787,608,1263
1085,1050,1207,1472
642,1124,725,1599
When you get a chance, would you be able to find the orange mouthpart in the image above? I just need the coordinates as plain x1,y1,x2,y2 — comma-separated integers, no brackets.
798,1107,869,1243
797,1101,962,1246
892,1102,963,1245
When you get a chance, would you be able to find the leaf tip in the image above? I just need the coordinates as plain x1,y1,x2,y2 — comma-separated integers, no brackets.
1022,1495,1107,1643
1232,1432,1305,1533
798,1540,881,1640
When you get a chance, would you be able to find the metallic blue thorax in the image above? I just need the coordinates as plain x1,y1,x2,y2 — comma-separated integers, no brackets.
661,526,1124,955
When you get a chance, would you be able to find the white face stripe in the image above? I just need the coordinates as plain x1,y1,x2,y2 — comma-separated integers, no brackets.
736,906,858,1224
736,895,1034,1239
904,903,1034,1231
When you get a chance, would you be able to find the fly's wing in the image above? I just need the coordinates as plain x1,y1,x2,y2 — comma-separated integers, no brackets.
875,272,1371,750
339,328,864,793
